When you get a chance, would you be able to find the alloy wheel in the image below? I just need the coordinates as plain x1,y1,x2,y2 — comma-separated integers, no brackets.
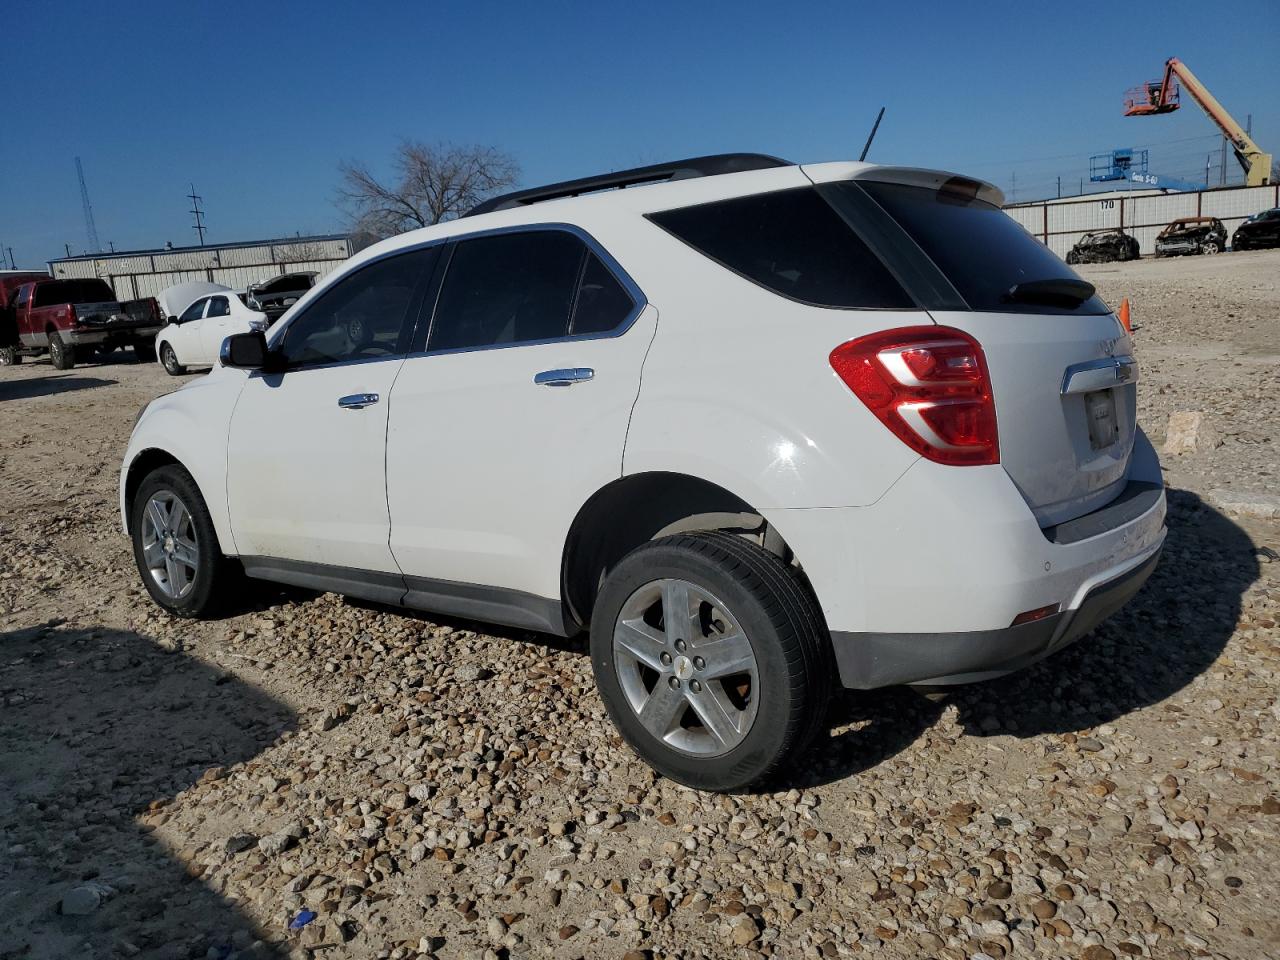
611,578,759,757
140,491,199,599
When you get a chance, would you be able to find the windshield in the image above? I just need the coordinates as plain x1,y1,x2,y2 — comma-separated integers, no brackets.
852,181,1111,316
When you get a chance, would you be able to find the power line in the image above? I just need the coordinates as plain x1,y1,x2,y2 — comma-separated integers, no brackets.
188,184,207,246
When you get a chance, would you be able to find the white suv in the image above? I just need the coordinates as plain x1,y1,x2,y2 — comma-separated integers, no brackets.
121,154,1166,791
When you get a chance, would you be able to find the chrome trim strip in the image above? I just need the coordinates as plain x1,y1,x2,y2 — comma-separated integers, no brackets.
1061,355,1138,395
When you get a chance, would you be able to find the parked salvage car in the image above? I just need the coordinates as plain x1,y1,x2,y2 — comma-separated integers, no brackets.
122,153,1164,791
245,272,317,320
0,270,52,366
1065,230,1140,264
1231,208,1280,250
155,288,268,375
10,277,162,368
1154,217,1227,257
156,281,234,325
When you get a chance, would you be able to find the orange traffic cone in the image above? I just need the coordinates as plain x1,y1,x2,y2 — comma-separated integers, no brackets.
1118,298,1132,333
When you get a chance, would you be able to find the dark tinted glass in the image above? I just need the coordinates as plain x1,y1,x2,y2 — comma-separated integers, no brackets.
206,296,230,318
179,298,207,322
429,231,584,351
280,247,435,367
856,181,1110,315
648,187,913,309
32,279,116,307
571,253,635,334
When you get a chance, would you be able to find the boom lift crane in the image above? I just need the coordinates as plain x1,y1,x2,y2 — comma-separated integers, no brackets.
1124,57,1272,186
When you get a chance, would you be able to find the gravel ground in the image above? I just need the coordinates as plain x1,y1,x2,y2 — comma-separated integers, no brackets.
1,251,1278,960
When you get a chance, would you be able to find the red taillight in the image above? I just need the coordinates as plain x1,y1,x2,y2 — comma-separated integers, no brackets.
829,326,999,466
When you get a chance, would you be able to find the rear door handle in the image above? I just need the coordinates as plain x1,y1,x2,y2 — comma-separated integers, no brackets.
338,393,379,409
533,367,594,387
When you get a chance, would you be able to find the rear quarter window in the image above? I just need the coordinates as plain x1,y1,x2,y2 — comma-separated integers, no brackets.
854,181,1111,316
646,187,914,310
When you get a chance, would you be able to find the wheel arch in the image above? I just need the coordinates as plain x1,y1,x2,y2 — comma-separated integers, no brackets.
561,471,801,629
123,448,184,526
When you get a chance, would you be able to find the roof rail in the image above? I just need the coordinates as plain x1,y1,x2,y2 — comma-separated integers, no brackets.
465,153,792,217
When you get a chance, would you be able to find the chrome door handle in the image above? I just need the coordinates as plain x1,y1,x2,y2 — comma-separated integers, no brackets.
533,367,594,387
337,393,379,409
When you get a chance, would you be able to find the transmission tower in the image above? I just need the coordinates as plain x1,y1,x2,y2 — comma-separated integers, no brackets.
188,184,207,246
75,157,100,253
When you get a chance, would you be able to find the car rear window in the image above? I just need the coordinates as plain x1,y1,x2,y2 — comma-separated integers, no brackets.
32,279,117,307
647,187,914,309
853,181,1110,316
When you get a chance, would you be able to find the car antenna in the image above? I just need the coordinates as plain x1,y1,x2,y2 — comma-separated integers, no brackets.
859,107,885,162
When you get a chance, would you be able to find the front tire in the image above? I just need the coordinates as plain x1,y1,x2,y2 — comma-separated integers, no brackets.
49,333,76,370
130,464,234,618
160,342,186,376
1201,240,1220,255
0,345,19,366
590,532,832,792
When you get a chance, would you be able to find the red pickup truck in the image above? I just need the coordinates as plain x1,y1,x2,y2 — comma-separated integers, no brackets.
2,277,162,369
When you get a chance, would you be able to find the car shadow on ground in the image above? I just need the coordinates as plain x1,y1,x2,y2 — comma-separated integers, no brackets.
0,374,118,401
0,623,296,960
790,489,1260,789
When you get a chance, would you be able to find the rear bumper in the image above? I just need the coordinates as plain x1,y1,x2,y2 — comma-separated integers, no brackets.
66,324,162,345
761,427,1167,689
829,543,1162,688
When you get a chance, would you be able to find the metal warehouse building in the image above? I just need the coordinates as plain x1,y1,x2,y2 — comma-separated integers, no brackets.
48,234,353,301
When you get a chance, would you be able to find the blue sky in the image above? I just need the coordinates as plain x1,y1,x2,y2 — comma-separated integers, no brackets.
2,0,1277,266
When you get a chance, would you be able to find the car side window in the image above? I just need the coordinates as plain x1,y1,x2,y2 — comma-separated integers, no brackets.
16,285,31,307
179,298,207,323
206,296,230,318
278,246,437,369
428,231,585,351
571,252,636,335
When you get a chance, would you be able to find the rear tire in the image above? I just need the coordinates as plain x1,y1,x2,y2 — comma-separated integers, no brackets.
49,333,76,370
161,342,185,376
134,341,156,363
590,531,832,792
130,464,236,618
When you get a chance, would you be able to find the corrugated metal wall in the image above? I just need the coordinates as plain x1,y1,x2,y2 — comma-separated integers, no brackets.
49,238,352,302
1007,183,1280,258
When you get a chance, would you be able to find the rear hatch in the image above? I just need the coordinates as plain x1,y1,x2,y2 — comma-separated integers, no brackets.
824,174,1137,527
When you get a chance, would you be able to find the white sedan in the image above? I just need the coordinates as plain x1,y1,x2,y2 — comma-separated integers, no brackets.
155,289,268,375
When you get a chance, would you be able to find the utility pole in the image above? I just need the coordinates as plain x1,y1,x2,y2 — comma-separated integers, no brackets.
75,157,101,253
1056,176,1061,199
108,241,115,253
1010,171,1016,203
1219,135,1228,187
6,247,14,269
188,184,207,246
65,243,72,257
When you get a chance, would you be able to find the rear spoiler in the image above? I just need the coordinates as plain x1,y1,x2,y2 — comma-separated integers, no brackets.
801,162,1005,207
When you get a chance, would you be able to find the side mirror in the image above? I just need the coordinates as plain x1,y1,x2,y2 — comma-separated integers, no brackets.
220,330,272,370
167,315,179,324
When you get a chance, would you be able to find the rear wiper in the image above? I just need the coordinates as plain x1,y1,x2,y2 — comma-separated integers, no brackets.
1003,278,1096,307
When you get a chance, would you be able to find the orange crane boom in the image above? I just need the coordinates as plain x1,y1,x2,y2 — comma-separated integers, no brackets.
1124,58,1272,187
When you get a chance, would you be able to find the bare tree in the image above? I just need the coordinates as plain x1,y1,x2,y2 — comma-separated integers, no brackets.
338,142,519,243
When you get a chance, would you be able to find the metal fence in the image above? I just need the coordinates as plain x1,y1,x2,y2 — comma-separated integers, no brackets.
48,236,352,302
1005,183,1280,258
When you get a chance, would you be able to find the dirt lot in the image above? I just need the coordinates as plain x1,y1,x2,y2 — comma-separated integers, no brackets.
2,251,1278,960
